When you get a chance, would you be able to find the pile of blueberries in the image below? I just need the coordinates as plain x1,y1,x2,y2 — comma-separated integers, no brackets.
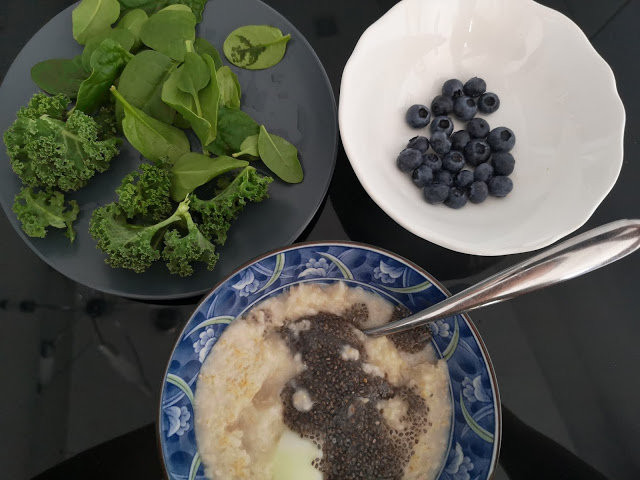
398,77,516,209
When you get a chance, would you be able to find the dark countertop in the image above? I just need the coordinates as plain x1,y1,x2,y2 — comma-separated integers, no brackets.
1,0,639,479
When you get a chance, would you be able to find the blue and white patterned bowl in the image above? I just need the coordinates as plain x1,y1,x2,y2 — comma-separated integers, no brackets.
159,242,501,480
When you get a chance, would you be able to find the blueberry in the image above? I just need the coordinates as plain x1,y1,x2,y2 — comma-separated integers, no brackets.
422,153,442,171
462,139,491,166
487,127,516,152
492,152,515,176
397,148,423,172
478,92,500,114
442,79,464,98
430,116,454,136
474,162,494,182
431,95,454,116
453,96,477,122
435,170,453,187
451,130,471,151
423,183,450,204
445,188,468,209
455,169,474,188
488,176,513,197
463,77,486,97
412,165,433,187
442,151,465,173
405,104,431,128
468,181,489,204
430,131,452,155
467,118,490,139
407,135,430,154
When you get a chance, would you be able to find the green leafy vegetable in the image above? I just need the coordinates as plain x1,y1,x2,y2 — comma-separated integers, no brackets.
162,50,220,146
94,104,120,138
116,160,173,220
170,152,248,201
116,50,178,125
194,37,223,70
117,0,208,23
140,5,196,61
162,208,218,276
13,187,79,241
205,105,259,156
111,85,190,164
223,25,291,70
75,39,133,114
231,134,259,158
4,93,120,191
30,56,89,98
116,8,148,49
72,0,121,45
81,27,135,71
191,166,272,245
258,125,303,183
89,197,217,274
177,45,210,105
216,66,241,108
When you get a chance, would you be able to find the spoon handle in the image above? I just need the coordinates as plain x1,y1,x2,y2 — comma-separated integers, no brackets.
364,219,640,337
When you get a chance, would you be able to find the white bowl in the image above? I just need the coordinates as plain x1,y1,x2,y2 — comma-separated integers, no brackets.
339,0,625,256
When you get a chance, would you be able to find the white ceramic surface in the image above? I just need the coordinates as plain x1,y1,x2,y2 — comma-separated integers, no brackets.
339,0,625,256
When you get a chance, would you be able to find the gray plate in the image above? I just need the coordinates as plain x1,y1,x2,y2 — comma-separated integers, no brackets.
0,0,337,300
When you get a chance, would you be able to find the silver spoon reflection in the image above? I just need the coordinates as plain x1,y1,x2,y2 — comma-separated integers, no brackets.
364,219,640,337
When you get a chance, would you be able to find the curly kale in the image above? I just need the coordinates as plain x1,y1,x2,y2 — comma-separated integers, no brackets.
13,187,79,242
4,93,120,192
116,159,173,221
163,207,219,277
89,197,217,275
191,166,272,245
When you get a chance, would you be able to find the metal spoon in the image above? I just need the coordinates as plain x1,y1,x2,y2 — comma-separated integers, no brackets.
364,219,640,337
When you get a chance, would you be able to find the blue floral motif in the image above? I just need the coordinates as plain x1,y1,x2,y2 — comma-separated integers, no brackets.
429,319,451,338
462,375,491,403
298,257,329,278
231,269,259,297
164,405,191,437
373,260,405,284
160,243,498,480
193,327,219,363
445,443,474,480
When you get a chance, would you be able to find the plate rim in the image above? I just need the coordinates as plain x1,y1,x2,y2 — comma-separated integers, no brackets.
338,0,626,256
156,239,502,480
0,0,338,300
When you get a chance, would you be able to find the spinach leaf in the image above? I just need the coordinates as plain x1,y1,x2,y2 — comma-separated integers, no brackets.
257,125,302,183
72,0,121,45
231,134,259,159
140,5,196,61
30,56,89,98
216,66,241,108
116,50,178,125
194,37,223,70
170,152,248,201
205,105,260,156
223,25,291,70
117,0,208,23
111,86,190,164
173,113,191,129
81,27,135,71
116,8,148,49
162,51,220,146
178,46,210,107
75,39,133,114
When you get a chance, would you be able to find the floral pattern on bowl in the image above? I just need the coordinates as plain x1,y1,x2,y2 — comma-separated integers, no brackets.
159,243,501,480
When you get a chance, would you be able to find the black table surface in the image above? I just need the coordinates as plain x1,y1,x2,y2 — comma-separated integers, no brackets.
1,1,639,479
